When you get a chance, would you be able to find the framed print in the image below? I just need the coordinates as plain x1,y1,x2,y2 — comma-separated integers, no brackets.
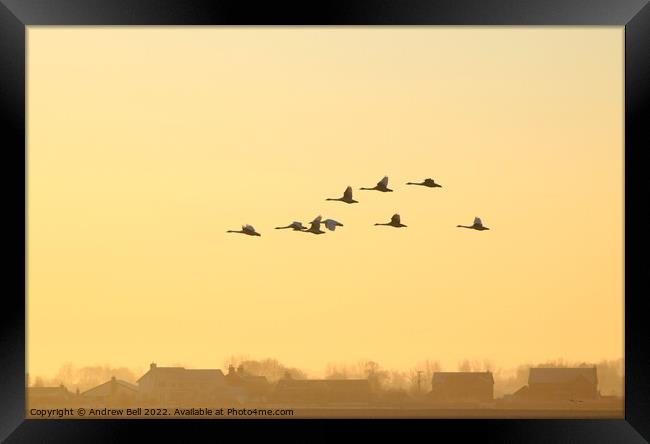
1,0,648,442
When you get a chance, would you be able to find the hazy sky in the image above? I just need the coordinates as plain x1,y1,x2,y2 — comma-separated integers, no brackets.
27,27,623,378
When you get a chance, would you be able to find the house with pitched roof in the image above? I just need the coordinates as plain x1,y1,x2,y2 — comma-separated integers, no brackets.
137,363,230,405
525,367,599,400
272,374,372,405
224,364,271,403
81,376,139,405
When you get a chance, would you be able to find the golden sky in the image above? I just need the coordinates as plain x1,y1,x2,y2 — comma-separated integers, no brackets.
27,27,623,378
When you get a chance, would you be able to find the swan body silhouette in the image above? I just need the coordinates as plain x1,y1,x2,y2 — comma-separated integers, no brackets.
457,217,490,231
406,178,442,188
275,221,307,231
326,186,358,204
304,216,326,234
227,224,262,236
375,213,407,228
360,176,393,192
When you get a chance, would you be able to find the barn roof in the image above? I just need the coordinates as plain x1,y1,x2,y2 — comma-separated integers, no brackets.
136,366,225,383
528,367,597,385
81,378,138,396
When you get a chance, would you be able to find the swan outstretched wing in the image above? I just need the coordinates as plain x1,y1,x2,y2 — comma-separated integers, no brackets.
343,186,353,200
391,214,401,224
378,176,389,187
324,219,343,231
473,217,482,226
243,224,256,232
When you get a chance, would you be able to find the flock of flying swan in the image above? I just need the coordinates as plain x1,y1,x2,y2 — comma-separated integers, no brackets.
226,176,490,237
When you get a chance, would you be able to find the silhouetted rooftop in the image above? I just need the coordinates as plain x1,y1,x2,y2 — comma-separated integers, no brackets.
225,365,269,388
81,378,139,396
528,367,597,385
136,365,225,383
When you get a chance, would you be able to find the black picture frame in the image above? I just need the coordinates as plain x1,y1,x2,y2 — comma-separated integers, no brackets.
1,0,648,442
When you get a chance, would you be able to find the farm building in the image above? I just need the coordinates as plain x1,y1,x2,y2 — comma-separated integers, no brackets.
525,367,598,400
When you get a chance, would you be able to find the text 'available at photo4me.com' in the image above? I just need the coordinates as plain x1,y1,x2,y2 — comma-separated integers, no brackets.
28,407,295,418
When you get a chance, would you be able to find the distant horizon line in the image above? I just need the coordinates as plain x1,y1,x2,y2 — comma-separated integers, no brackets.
27,356,625,378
